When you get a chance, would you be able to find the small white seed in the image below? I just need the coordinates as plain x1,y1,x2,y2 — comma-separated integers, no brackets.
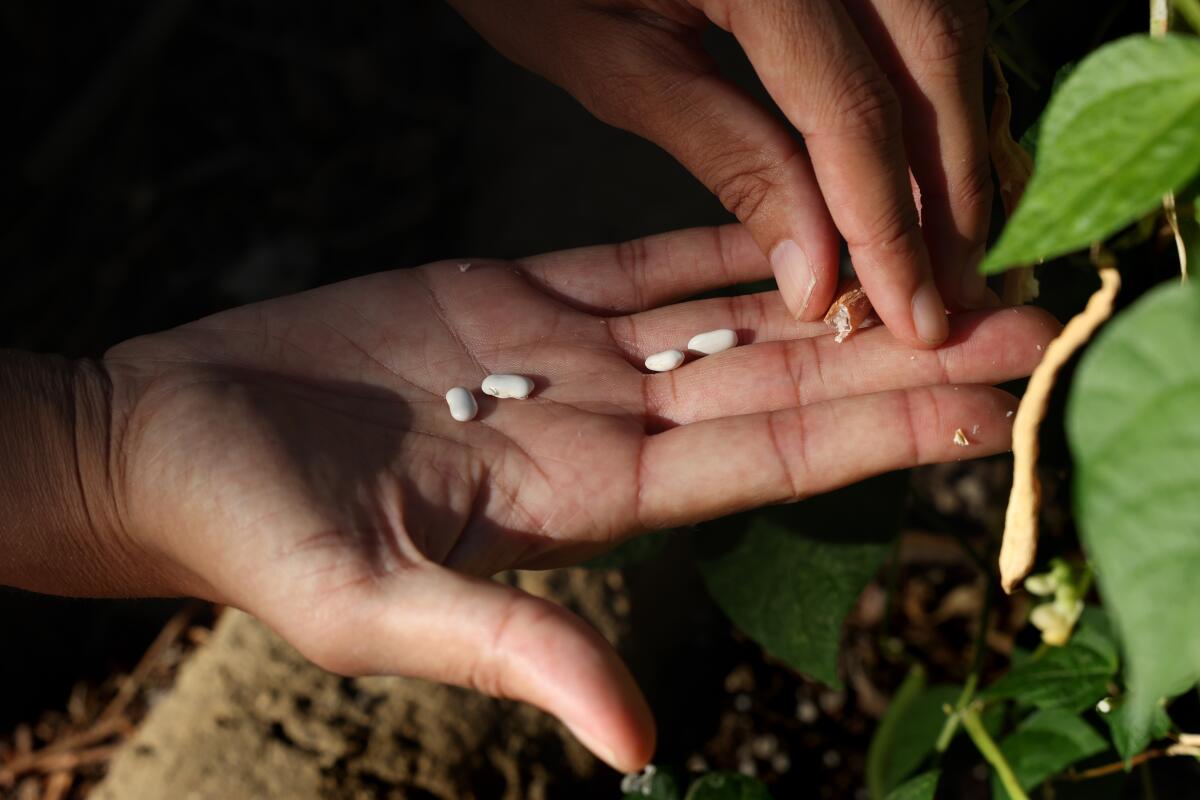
481,374,535,399
445,387,477,422
645,349,684,372
687,328,738,355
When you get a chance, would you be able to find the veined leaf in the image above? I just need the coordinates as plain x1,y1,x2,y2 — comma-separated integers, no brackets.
983,640,1115,712
883,770,939,800
1101,698,1173,763
983,35,1200,273
866,669,957,798
1067,282,1200,753
695,475,903,685
983,606,1118,712
993,710,1107,799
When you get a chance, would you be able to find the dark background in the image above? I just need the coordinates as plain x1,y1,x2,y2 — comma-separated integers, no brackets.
0,0,728,732
1,0,1152,794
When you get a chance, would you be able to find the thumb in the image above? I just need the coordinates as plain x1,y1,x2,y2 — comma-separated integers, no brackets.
299,566,655,773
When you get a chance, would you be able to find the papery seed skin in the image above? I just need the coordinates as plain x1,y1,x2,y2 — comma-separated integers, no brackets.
445,387,478,422
687,328,738,355
481,374,535,399
644,350,685,372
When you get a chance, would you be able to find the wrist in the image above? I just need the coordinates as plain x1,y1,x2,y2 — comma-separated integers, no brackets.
0,351,165,596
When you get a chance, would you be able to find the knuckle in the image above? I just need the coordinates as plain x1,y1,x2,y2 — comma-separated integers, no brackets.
922,153,994,219
571,23,707,132
710,161,778,224
912,0,988,68
577,66,647,130
821,63,902,142
613,236,653,307
953,155,995,218
469,595,555,700
848,200,923,256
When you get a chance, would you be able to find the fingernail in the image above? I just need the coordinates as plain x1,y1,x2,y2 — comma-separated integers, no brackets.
959,247,988,308
770,240,816,319
912,280,949,344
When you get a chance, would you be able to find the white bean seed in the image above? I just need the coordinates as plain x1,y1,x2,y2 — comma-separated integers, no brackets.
481,374,535,399
645,349,685,372
687,328,738,354
445,387,478,422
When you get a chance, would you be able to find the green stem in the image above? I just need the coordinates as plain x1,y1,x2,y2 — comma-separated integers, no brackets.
1175,0,1200,31
962,707,1030,800
934,673,978,753
935,577,994,752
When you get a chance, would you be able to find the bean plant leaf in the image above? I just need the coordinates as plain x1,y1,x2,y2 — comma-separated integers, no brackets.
866,668,958,798
984,606,1118,712
1072,605,1119,665
1019,62,1076,158
982,34,1200,273
1067,282,1200,755
695,474,904,685
883,770,940,800
684,773,773,800
1101,699,1173,763
993,710,1107,799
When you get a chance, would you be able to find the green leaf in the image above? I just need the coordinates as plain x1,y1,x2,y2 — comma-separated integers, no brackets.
1101,698,1173,763
1067,282,1200,746
983,622,1117,713
883,770,940,800
1019,62,1076,158
993,710,1108,799
1071,606,1119,666
866,667,958,798
982,35,1200,273
695,474,904,685
684,773,773,800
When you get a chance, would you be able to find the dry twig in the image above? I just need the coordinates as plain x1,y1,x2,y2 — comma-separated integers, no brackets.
40,771,72,800
98,603,195,723
0,603,199,791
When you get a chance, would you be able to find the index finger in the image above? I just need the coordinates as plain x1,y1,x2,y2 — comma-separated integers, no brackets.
698,0,949,347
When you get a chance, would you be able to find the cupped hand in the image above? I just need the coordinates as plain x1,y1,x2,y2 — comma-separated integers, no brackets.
449,0,993,346
103,225,1054,771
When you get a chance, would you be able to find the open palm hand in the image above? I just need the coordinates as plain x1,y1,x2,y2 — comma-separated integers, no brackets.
103,225,1057,770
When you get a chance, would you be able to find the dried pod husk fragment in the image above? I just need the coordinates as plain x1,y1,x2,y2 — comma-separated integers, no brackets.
824,278,875,343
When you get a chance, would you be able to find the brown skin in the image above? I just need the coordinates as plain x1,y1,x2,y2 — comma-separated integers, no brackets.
448,0,995,347
0,225,1059,771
